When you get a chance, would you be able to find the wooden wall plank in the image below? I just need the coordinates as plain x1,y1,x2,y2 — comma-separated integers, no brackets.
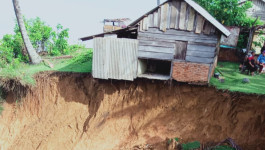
138,51,173,60
203,21,212,35
138,32,218,44
160,3,169,32
179,2,187,30
140,20,144,32
142,28,218,40
170,1,178,28
153,11,158,28
186,51,215,58
167,2,172,29
142,17,147,31
139,45,174,54
175,1,180,29
186,56,213,64
187,44,216,52
210,25,216,34
149,14,154,28
144,17,149,31
185,6,190,30
195,14,205,33
188,41,216,47
139,40,175,48
187,7,195,31
175,41,187,60
158,8,161,28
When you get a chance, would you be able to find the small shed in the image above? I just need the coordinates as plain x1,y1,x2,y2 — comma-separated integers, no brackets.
80,0,231,84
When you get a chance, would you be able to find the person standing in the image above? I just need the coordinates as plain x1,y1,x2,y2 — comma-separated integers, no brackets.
257,50,265,73
247,51,258,76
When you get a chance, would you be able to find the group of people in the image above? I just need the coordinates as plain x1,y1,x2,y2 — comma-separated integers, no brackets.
246,43,265,76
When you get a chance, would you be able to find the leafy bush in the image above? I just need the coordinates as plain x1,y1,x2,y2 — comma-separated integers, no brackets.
49,24,70,56
194,0,255,27
71,48,93,64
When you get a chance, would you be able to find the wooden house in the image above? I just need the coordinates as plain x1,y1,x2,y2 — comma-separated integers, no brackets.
80,0,231,84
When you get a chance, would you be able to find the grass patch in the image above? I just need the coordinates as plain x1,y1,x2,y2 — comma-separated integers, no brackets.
0,48,93,86
210,61,265,95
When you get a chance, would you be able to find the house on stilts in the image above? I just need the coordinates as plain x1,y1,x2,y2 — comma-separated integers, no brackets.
80,0,231,84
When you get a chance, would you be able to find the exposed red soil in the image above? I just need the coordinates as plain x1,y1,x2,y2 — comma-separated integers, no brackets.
0,73,264,150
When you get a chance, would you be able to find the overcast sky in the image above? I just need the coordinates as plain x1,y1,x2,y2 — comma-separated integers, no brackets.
0,0,166,47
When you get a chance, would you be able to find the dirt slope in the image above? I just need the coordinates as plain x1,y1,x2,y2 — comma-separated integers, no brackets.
0,73,264,150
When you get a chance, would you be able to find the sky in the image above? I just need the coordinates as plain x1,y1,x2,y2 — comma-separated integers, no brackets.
0,0,166,48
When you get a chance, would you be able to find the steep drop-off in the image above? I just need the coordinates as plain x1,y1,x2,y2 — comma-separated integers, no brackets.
0,73,265,150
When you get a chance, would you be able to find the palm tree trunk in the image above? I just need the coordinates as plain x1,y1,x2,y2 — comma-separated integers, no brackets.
12,0,42,64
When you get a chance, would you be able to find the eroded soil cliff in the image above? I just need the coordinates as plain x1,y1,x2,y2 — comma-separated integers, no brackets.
0,73,264,150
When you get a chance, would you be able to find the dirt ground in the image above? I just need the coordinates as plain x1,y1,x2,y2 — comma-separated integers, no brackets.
0,73,264,150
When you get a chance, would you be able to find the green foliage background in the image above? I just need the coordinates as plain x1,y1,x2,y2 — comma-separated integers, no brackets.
0,17,73,69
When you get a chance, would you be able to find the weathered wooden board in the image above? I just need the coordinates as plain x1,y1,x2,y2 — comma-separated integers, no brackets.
185,6,190,30
140,20,144,32
175,1,180,29
149,14,154,27
167,2,172,29
158,8,161,28
186,50,215,58
179,2,187,30
138,51,173,60
138,35,217,44
170,1,178,28
144,28,218,40
138,32,218,44
187,7,195,31
139,40,175,48
175,41,187,60
203,21,212,35
139,45,174,54
186,56,213,64
187,44,216,52
160,3,169,32
143,17,149,31
153,11,158,28
195,14,205,33
188,41,216,47
210,25,216,34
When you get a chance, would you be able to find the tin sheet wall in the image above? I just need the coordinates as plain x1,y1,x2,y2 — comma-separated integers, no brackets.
93,38,139,81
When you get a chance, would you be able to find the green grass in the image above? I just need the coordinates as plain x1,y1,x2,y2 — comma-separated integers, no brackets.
210,61,265,95
0,48,92,86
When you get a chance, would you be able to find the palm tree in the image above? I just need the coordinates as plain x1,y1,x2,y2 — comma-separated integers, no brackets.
12,0,42,64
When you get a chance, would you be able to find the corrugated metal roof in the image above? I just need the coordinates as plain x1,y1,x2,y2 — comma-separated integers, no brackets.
93,38,138,81
80,28,128,41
